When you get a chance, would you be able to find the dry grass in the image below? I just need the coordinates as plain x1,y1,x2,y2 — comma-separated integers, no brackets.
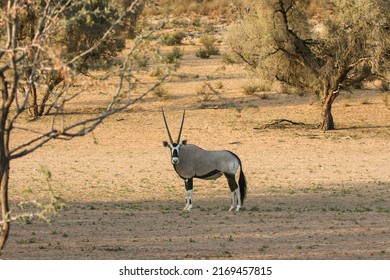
145,0,236,18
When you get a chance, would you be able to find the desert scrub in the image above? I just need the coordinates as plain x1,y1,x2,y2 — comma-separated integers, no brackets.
195,48,211,59
222,53,236,64
144,0,235,18
380,81,389,91
195,35,220,59
160,31,185,46
197,83,211,101
163,47,183,64
196,82,222,102
135,54,149,68
149,67,164,78
153,86,168,98
242,84,259,95
242,80,271,95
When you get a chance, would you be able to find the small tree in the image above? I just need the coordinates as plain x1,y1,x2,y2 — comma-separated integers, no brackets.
0,0,166,254
225,0,389,130
12,0,134,119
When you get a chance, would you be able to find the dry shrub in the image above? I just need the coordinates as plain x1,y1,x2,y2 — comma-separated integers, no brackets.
196,35,220,59
144,0,235,17
153,86,168,98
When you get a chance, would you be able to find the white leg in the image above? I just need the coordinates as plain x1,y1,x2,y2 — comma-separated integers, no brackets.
184,190,193,211
235,188,242,211
229,191,236,211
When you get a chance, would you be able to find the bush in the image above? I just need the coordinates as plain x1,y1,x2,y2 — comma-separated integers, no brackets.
195,48,211,59
380,81,389,91
163,47,183,64
242,81,271,95
13,0,128,118
242,84,259,95
196,82,222,102
150,67,164,78
222,53,236,64
160,31,185,46
195,35,220,59
61,1,126,67
153,86,168,98
199,35,217,50
136,55,149,68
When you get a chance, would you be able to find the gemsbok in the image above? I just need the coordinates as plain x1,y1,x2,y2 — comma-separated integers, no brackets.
162,109,247,211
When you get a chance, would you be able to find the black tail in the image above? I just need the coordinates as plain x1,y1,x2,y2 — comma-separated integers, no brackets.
227,151,247,205
239,165,247,205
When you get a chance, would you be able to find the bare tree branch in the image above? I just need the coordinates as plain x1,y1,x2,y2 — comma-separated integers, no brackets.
7,0,165,160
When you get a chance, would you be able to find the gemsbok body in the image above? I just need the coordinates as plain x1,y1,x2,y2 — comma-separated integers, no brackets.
162,109,247,211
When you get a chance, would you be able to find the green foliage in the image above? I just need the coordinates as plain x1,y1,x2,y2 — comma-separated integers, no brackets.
160,31,185,46
242,78,270,95
135,54,150,68
196,35,220,59
112,0,145,38
16,165,65,225
59,0,126,68
225,0,389,129
226,0,389,91
17,1,127,68
10,0,135,118
195,48,211,59
163,47,183,64
150,67,164,78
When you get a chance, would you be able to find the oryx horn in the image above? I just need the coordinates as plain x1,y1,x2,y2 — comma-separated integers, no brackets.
177,110,186,143
162,108,174,144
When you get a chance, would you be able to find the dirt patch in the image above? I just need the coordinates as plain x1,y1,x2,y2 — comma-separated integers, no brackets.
3,41,390,259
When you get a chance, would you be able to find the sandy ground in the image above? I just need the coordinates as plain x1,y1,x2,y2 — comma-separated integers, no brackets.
2,42,390,259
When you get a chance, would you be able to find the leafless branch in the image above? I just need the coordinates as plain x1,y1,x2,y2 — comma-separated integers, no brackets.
4,0,165,160
10,72,167,159
254,119,318,130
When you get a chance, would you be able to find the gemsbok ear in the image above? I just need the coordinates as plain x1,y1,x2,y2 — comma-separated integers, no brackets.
182,139,187,145
163,141,169,147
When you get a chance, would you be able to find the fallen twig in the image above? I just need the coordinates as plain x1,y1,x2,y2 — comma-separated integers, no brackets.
254,119,319,130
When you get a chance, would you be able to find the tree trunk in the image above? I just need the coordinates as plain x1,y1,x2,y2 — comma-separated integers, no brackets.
320,83,339,131
0,74,11,254
321,97,335,130
0,123,10,254
27,71,64,119
28,82,39,118
0,154,10,253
